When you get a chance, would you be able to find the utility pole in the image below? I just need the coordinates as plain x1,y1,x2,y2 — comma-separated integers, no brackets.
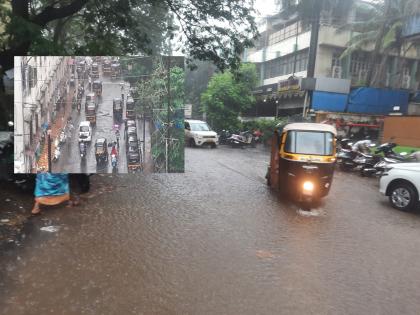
303,0,322,117
143,102,146,167
166,55,171,173
47,129,52,172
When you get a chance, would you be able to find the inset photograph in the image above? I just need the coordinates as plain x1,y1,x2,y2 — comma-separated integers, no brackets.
14,56,185,174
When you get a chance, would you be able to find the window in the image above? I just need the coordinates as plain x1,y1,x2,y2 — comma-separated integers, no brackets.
285,131,334,155
268,22,304,46
29,66,37,88
264,50,309,79
190,122,211,131
21,64,27,91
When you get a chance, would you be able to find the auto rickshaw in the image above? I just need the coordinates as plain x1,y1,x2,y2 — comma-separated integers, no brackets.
103,59,111,76
91,63,99,79
85,92,98,111
126,97,135,119
95,138,108,164
266,122,337,208
85,102,97,126
111,63,120,80
113,97,123,122
92,80,102,97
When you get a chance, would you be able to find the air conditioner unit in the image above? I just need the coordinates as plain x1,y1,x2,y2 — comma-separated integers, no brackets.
332,66,342,79
402,75,411,89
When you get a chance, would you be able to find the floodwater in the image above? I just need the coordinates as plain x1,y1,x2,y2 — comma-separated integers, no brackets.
2,146,420,314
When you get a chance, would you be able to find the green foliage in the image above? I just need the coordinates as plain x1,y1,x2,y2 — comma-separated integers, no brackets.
337,0,420,87
201,63,258,132
184,60,217,118
135,58,185,172
1,0,258,73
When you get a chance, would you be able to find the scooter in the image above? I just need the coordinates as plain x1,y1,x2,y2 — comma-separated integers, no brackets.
227,131,256,148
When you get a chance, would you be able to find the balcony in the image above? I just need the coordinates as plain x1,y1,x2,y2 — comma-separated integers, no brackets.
318,25,353,48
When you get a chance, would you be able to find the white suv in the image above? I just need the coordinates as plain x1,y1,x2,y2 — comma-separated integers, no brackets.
78,121,92,142
185,120,218,148
379,163,420,211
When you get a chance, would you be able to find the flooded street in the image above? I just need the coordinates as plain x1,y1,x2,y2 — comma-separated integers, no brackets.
2,146,420,314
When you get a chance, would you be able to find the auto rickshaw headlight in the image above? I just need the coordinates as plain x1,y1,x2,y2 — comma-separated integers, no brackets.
303,181,314,192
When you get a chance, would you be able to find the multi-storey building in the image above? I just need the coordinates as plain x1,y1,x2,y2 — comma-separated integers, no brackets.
243,1,420,118
14,56,71,173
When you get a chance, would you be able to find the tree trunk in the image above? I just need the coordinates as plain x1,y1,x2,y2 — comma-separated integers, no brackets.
395,45,403,89
53,17,72,45
12,0,29,19
375,54,389,88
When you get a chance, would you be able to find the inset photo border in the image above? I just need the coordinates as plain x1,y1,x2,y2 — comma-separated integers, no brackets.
13,56,185,174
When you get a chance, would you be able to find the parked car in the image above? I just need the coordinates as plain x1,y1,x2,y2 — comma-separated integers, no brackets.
379,163,420,211
184,119,218,148
79,121,92,142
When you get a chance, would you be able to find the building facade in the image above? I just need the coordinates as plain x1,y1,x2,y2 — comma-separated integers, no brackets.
14,56,71,173
243,1,420,118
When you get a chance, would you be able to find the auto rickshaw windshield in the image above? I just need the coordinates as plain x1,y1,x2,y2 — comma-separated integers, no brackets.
284,131,334,156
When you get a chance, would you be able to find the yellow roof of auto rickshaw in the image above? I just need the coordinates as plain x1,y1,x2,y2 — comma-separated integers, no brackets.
283,123,337,135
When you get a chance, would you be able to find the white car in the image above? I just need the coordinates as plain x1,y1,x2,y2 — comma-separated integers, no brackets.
185,119,218,148
78,121,92,142
379,163,420,211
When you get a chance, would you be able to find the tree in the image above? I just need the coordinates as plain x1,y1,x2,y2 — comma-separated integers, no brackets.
185,60,217,118
0,0,258,72
338,0,420,87
201,63,258,131
134,57,185,172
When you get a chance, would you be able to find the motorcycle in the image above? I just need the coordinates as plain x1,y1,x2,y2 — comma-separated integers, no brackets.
227,131,256,148
378,142,420,162
111,153,118,171
336,139,375,171
53,147,61,162
218,130,231,145
59,130,66,144
360,143,420,177
79,142,87,160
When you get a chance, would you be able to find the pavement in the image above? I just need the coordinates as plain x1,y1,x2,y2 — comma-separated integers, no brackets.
1,145,420,314
36,86,75,172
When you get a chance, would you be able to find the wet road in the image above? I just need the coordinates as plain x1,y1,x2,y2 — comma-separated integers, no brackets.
52,74,145,173
2,146,420,314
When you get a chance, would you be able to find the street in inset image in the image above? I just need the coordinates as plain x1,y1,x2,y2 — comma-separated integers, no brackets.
13,56,185,174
